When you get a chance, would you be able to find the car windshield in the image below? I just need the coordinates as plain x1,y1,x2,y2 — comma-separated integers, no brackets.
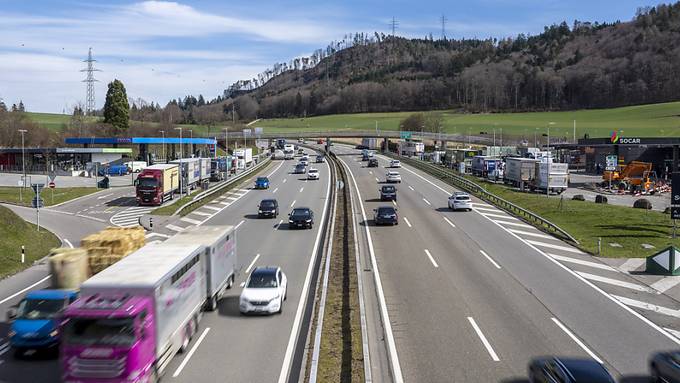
137,178,158,188
17,298,65,320
257,177,268,182
455,196,470,201
247,273,278,288
382,186,395,192
261,200,276,208
64,317,135,346
309,169,318,174
291,209,311,218
378,207,395,215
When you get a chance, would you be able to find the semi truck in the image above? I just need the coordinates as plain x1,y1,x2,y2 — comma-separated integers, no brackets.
166,225,237,311
60,226,237,382
170,158,202,192
136,164,179,206
234,148,253,166
198,157,211,182
276,139,286,149
210,157,228,181
504,157,538,187
361,138,378,150
471,156,502,177
529,162,569,194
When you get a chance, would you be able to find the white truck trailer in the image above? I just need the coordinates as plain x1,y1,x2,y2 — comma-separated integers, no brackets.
170,157,201,192
504,157,538,187
166,225,238,311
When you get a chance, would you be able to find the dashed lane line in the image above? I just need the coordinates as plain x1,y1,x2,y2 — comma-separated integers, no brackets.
551,318,603,364
403,217,412,227
467,317,500,362
180,217,202,225
424,249,439,268
479,250,501,269
443,217,456,228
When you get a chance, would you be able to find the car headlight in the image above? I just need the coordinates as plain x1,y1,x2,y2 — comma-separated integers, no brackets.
50,330,59,337
289,220,294,223
258,210,263,213
306,219,312,222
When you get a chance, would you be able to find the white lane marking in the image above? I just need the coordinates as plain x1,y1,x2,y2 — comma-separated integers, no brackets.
403,217,412,228
424,249,439,268
203,205,222,211
479,212,517,220
576,271,657,293
283,178,287,183
226,196,239,201
300,187,304,193
612,295,680,318
338,156,404,382
479,250,501,269
525,240,584,254
180,217,202,225
467,317,500,361
268,160,284,177
63,238,74,248
392,200,397,206
507,228,555,240
375,177,380,182
245,254,261,274
145,232,170,239
172,327,211,377
619,258,646,273
548,254,616,271
0,275,51,305
148,240,162,245
290,200,296,207
166,224,186,232
369,171,373,174
0,343,10,356
472,202,493,208
219,201,230,206
443,217,456,228
551,318,603,363
273,187,279,194
191,211,212,217
276,219,283,229
651,277,680,294
278,160,332,383
664,327,680,340
493,220,533,228
96,193,113,200
235,219,245,230
408,185,414,191
473,206,501,213
422,198,431,206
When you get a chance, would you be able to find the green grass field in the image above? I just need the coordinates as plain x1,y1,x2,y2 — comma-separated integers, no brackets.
0,187,99,207
257,101,680,139
0,205,61,278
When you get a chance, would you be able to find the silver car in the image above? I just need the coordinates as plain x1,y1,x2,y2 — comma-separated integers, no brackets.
385,171,401,183
448,192,472,211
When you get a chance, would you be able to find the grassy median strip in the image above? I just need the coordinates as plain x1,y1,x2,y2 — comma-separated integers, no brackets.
0,186,98,207
316,158,365,382
0,205,61,278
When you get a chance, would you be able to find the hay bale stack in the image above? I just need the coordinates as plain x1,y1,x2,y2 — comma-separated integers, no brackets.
48,248,89,289
81,227,146,274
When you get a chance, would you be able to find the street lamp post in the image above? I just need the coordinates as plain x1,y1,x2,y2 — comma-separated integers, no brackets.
546,122,555,198
18,129,27,202
159,130,165,163
174,127,184,198
189,129,193,157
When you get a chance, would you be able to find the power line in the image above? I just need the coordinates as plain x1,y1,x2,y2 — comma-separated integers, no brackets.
441,14,448,40
80,47,101,115
389,16,399,36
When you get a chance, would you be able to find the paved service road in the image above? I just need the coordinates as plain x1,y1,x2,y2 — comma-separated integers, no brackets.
333,144,679,382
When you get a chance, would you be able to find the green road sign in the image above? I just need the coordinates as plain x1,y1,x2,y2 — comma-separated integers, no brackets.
400,131,412,139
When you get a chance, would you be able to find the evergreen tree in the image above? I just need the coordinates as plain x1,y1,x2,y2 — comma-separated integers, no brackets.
103,79,130,133
18,100,25,112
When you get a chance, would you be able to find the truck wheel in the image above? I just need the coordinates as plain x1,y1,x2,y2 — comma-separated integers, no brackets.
227,275,234,289
207,296,218,311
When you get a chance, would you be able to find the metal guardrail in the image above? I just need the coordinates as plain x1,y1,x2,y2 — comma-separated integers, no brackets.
384,152,579,244
172,154,271,216
202,130,493,144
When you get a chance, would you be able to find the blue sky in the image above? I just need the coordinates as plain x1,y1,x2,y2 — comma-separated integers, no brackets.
0,0,656,113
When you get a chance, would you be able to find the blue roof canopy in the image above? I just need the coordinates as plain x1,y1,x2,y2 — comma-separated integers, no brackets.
65,137,216,145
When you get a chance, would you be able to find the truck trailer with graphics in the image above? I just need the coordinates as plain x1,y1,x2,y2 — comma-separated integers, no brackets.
136,164,179,206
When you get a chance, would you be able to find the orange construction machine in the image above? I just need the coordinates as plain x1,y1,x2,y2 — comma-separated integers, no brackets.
603,161,657,192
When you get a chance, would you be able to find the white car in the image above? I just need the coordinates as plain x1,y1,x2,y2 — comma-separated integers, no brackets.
385,171,401,183
448,192,472,211
389,160,401,168
239,266,287,315
307,168,320,180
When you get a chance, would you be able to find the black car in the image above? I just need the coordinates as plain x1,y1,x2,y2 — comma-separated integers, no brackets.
380,185,397,201
258,199,279,218
316,155,325,163
294,164,306,174
373,206,398,225
528,357,615,383
650,351,680,382
368,158,379,167
289,207,314,229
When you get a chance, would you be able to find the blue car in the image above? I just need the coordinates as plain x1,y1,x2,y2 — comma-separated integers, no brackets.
8,289,78,356
255,176,270,189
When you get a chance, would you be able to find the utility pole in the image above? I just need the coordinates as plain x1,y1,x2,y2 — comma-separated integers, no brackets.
80,47,101,115
175,127,184,197
573,120,576,143
18,129,27,203
441,14,448,40
160,130,165,162
389,16,399,36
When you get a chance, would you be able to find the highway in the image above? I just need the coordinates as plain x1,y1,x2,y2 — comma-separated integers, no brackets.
333,143,679,382
0,151,331,383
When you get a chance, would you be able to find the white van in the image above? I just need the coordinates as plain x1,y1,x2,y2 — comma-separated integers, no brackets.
125,160,147,172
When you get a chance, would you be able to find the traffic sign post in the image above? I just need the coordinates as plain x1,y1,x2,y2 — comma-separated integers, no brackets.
671,173,680,238
400,131,412,140
31,183,44,232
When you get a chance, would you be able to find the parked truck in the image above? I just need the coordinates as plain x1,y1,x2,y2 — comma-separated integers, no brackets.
166,225,237,311
198,157,211,182
136,164,179,206
276,139,286,149
471,156,501,177
529,162,569,194
234,148,253,166
504,157,538,187
170,157,201,192
361,138,378,150
210,157,228,181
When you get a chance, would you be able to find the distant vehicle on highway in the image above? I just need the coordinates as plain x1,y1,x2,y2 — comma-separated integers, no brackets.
124,161,147,173
308,168,320,180
362,152,371,161
288,207,314,229
374,206,398,225
385,171,402,183
136,164,180,206
368,158,379,167
389,160,401,168
448,192,472,211
294,163,307,174
258,199,279,218
380,185,397,201
255,176,270,189
316,155,325,163
239,266,287,315
272,149,285,160
528,357,615,383
650,351,680,382
298,138,304,143
317,139,325,144
297,148,304,155
7,289,78,356
284,149,295,160
300,158,309,167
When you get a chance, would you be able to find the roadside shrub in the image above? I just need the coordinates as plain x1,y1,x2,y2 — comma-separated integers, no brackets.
633,199,652,209
572,194,586,201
